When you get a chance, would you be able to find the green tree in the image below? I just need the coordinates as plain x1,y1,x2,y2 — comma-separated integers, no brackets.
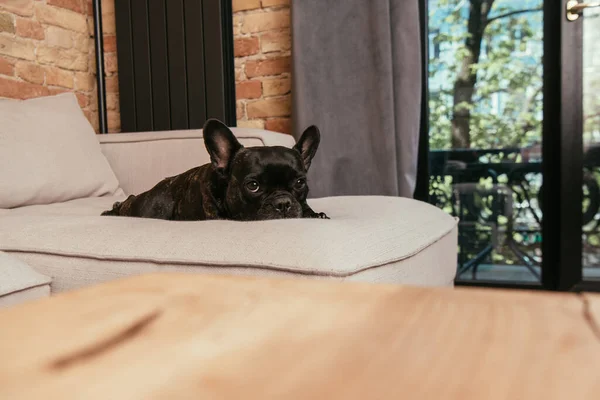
429,0,543,150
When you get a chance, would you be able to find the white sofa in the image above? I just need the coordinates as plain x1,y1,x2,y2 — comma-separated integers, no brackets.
0,94,458,305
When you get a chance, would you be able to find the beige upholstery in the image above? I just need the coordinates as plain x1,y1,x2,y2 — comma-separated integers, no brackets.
0,93,120,208
0,196,457,293
98,128,296,196
0,121,458,292
0,251,51,307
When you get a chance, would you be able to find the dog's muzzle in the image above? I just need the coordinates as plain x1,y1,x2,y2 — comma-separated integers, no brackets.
262,193,302,219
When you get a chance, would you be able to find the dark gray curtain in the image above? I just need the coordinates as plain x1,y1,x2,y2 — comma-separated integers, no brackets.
292,0,422,198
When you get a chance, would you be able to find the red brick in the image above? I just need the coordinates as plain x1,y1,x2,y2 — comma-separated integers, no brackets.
0,12,15,34
103,35,116,52
232,0,260,12
262,77,290,96
47,26,73,49
104,52,117,73
107,111,120,132
74,71,94,91
234,37,259,57
106,92,118,110
102,7,115,34
240,9,289,34
236,101,244,120
235,68,244,81
233,15,241,36
245,56,290,78
87,15,93,35
48,0,84,14
73,32,90,52
83,109,99,131
87,89,97,110
46,66,74,88
261,0,289,7
35,3,87,33
0,0,34,17
102,0,114,14
15,61,44,84
236,80,262,100
0,77,49,98
260,29,290,53
0,56,14,76
265,118,291,134
0,35,35,60
246,95,290,118
36,46,87,71
75,92,89,108
47,87,69,95
105,74,119,92
238,119,265,129
15,18,44,40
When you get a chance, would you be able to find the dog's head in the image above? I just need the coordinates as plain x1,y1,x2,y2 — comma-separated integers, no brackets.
203,119,320,220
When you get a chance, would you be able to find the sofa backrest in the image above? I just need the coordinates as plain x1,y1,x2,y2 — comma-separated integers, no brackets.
98,128,295,195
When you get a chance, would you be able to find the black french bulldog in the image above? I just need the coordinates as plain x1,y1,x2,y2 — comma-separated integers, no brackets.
101,119,329,221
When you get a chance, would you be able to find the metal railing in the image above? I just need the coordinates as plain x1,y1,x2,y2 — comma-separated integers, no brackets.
429,147,600,280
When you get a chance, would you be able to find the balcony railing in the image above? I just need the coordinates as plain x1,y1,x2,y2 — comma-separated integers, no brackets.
429,146,600,281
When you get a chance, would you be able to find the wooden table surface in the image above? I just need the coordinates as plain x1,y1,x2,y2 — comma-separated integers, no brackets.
1,273,599,399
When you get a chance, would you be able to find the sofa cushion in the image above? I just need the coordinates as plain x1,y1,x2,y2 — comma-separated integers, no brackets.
0,93,121,209
0,251,51,308
0,196,458,291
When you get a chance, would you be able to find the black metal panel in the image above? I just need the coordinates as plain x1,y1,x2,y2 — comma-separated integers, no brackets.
148,0,171,131
114,0,136,132
220,0,236,126
131,0,153,131
184,0,207,128
166,0,189,130
113,0,235,132
92,0,107,133
202,0,236,124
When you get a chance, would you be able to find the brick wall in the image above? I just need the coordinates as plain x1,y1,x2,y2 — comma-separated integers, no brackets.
0,0,119,132
0,0,291,135
233,0,291,134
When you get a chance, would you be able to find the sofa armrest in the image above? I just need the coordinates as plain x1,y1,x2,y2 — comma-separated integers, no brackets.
98,128,296,195
0,251,52,308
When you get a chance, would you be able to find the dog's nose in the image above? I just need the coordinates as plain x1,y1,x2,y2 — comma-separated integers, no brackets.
273,197,292,213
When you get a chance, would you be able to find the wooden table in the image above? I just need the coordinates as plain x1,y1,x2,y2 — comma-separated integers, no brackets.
1,273,599,399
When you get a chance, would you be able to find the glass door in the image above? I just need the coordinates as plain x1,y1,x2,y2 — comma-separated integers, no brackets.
419,0,600,290
425,0,545,286
580,3,600,280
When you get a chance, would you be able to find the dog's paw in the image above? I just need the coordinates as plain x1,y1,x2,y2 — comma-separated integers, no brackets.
314,212,329,219
303,209,329,219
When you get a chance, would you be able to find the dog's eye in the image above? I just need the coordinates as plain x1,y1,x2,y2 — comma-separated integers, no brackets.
246,181,260,193
294,178,306,189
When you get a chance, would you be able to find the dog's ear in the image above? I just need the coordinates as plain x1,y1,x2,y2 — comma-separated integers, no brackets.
203,119,243,173
293,125,320,171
